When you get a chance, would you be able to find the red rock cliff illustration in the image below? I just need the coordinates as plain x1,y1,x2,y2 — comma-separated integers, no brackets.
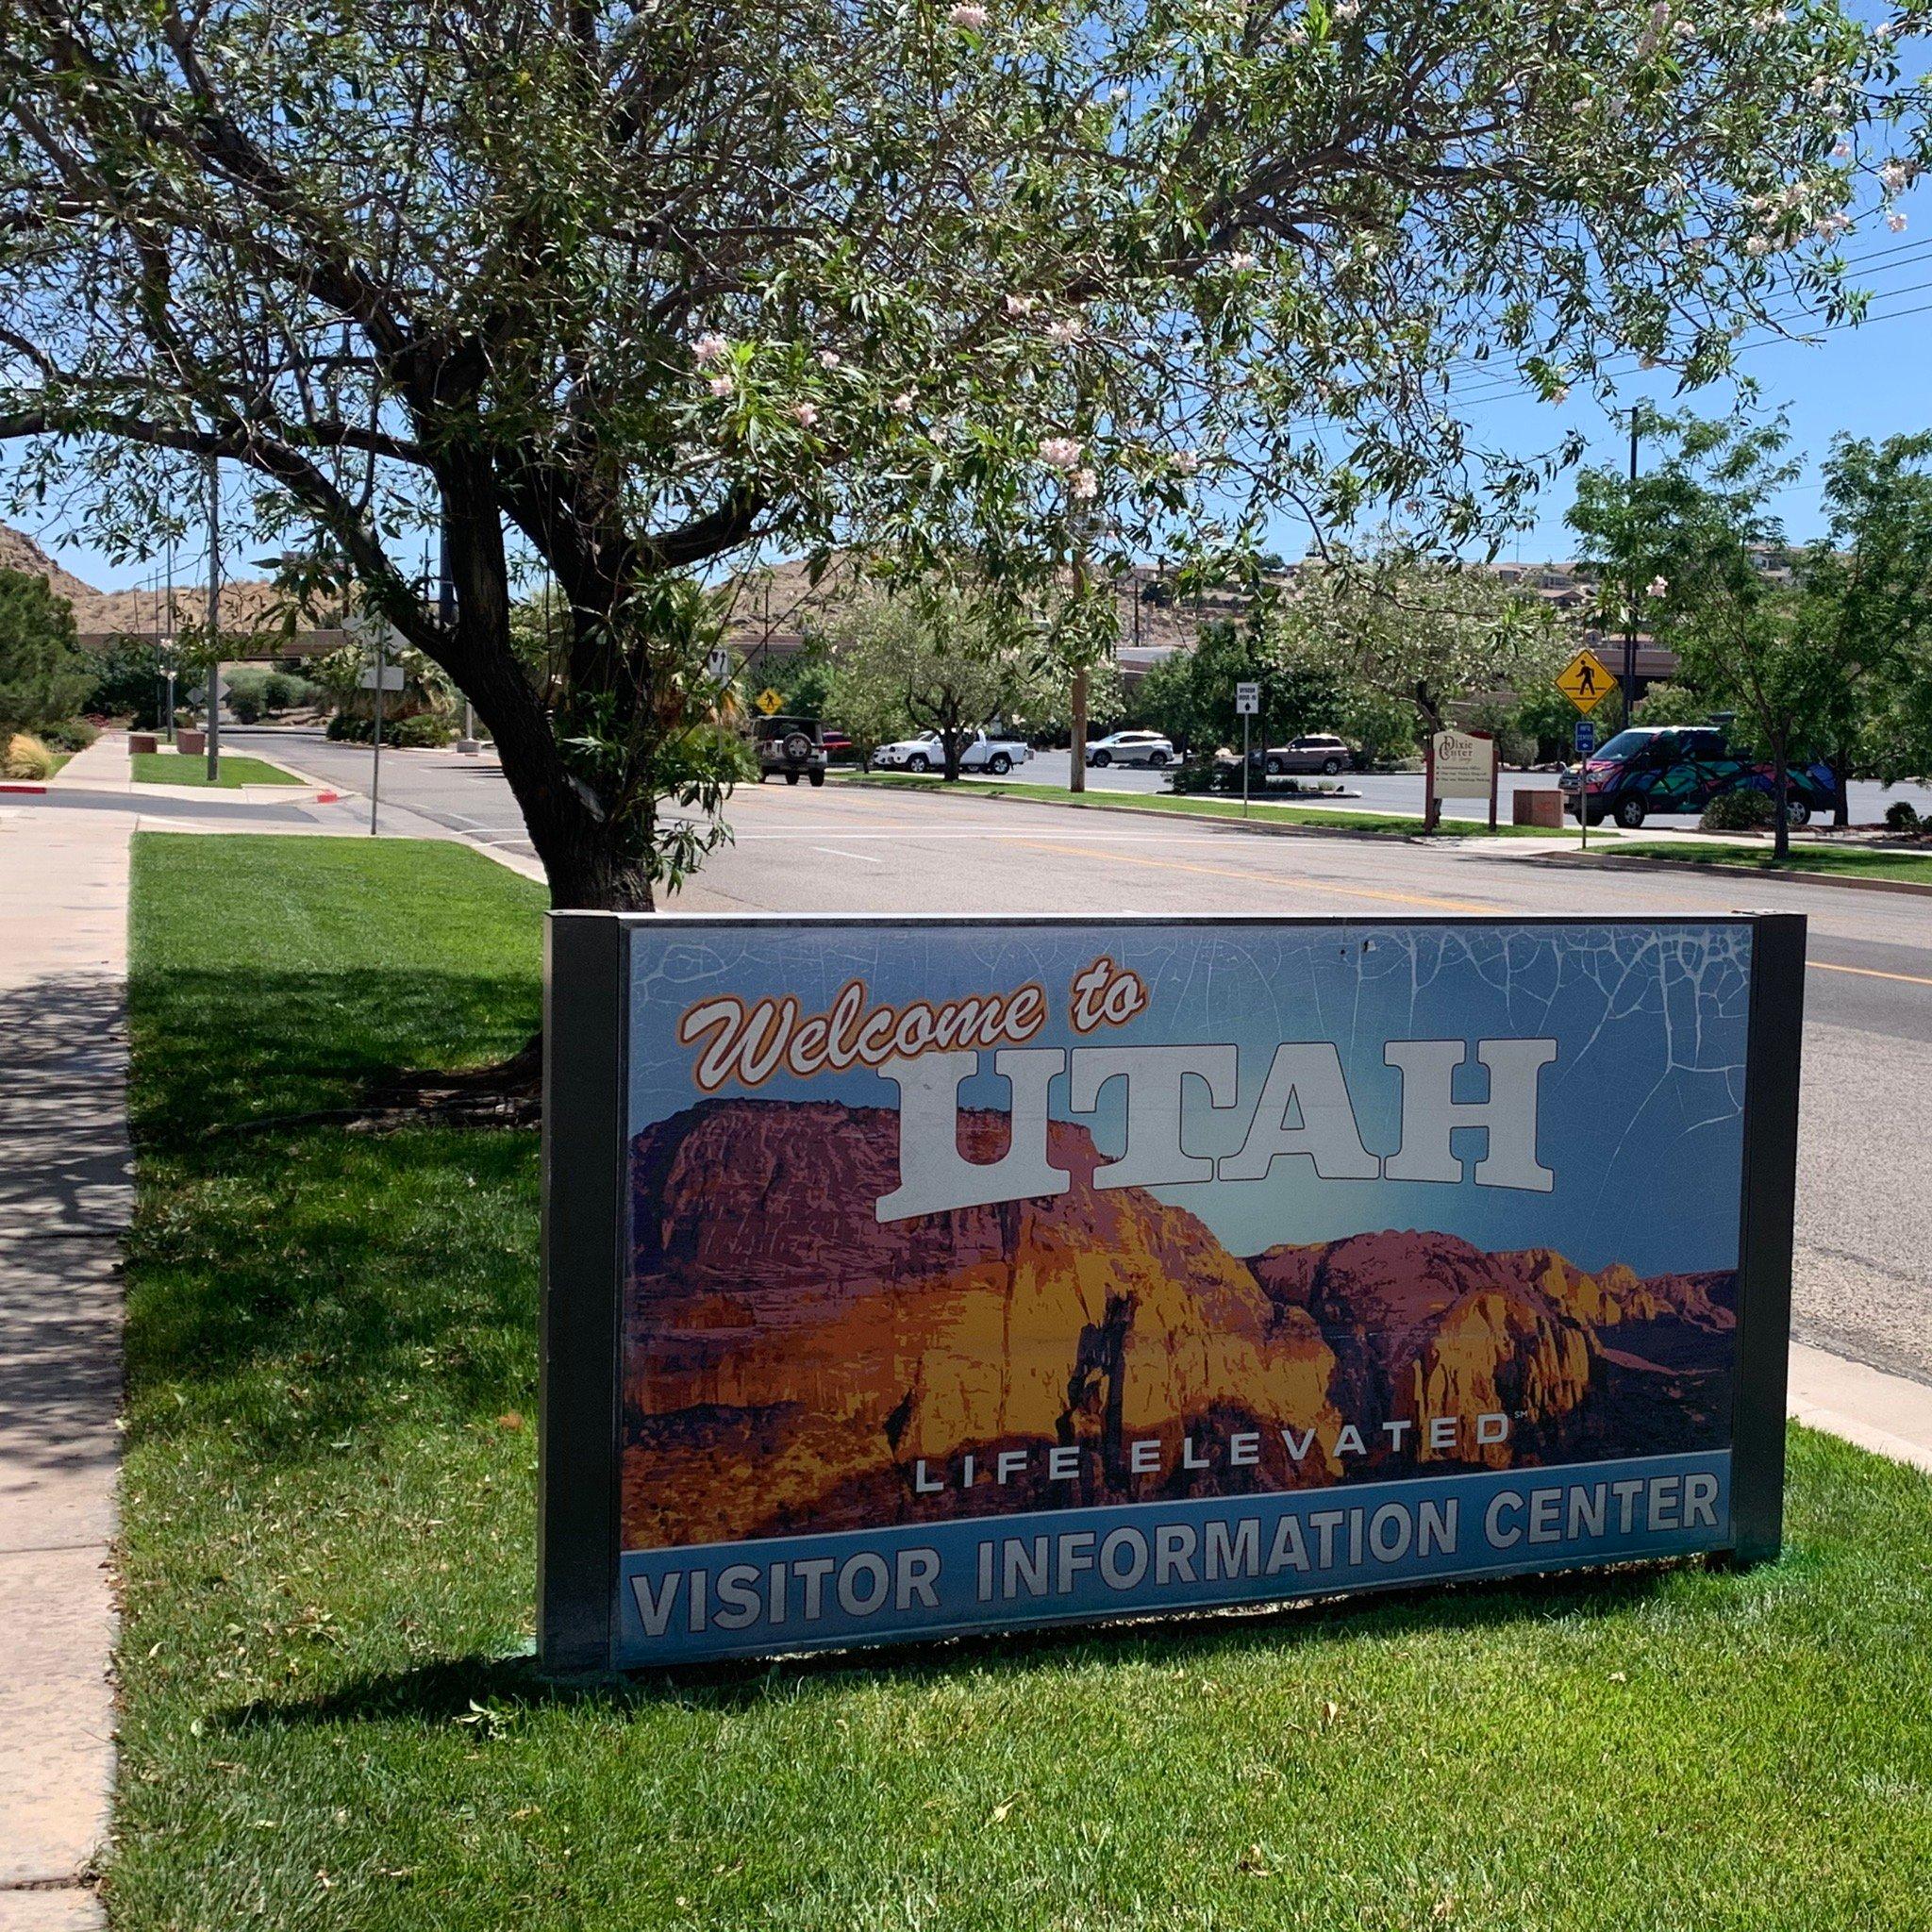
623,1099,1734,1551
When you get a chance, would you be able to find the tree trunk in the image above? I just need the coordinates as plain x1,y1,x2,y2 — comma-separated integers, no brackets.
1772,734,1791,862
943,732,963,783
1833,742,1851,828
1070,664,1088,792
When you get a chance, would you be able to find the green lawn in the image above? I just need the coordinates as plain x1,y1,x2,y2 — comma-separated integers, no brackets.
132,749,306,787
844,770,1554,836
117,833,1932,1931
1611,841,1932,884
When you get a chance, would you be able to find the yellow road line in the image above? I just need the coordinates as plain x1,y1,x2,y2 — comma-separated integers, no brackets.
1008,838,1499,915
1809,958,1932,989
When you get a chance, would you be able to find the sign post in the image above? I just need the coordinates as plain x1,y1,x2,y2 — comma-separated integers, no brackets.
1574,720,1597,851
1557,648,1616,850
540,909,1804,1673
1235,682,1258,818
356,627,407,836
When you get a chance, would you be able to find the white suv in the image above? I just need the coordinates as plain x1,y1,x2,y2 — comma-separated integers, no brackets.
1085,730,1175,768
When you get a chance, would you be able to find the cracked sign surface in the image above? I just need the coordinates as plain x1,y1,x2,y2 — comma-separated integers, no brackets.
616,919,1755,1663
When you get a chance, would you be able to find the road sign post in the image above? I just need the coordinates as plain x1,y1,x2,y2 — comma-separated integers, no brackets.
357,637,407,836
1235,682,1258,819
1574,719,1596,851
1557,651,1615,851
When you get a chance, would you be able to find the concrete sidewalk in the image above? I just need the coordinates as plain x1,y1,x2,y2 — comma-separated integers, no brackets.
0,734,130,1929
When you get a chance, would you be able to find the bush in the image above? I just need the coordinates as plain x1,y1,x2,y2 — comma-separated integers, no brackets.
3,730,56,779
1167,752,1230,793
1884,799,1921,833
325,710,452,746
1699,786,1775,832
40,717,98,753
0,569,92,732
226,686,264,724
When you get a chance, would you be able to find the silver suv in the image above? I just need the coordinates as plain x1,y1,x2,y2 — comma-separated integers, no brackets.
1259,734,1354,776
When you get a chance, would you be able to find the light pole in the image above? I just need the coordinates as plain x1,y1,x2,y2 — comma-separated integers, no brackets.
205,452,222,781
1621,408,1641,724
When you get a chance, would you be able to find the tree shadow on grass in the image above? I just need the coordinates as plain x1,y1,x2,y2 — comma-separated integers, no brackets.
219,1552,1713,1735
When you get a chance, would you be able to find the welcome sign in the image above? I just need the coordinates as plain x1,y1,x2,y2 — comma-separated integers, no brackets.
539,914,1802,1672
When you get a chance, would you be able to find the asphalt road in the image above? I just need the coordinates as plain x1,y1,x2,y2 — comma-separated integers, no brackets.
237,724,1932,1387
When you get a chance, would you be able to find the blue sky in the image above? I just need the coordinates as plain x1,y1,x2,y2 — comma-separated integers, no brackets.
627,920,1755,1279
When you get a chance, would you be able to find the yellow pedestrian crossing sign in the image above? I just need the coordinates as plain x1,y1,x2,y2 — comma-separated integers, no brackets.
1556,647,1617,715
755,687,785,716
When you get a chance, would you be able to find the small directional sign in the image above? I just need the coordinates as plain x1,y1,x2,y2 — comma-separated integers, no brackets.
358,663,407,691
1574,720,1596,758
1556,647,1617,715
1234,681,1259,716
708,647,732,683
756,687,785,716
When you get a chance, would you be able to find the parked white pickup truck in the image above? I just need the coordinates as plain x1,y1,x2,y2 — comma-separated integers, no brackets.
870,729,1032,775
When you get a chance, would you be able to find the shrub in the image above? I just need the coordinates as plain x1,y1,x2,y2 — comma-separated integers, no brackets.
1167,753,1229,793
325,711,364,741
3,730,56,779
0,569,92,732
390,713,454,747
40,717,98,752
1700,786,1775,832
1884,799,1921,833
226,686,264,724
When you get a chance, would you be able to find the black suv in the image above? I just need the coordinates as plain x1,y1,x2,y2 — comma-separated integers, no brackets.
754,714,828,787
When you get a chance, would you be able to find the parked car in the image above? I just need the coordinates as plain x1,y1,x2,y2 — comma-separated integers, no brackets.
1557,724,1835,829
753,713,828,786
870,728,1032,774
820,727,856,762
1257,733,1355,776
1085,730,1176,768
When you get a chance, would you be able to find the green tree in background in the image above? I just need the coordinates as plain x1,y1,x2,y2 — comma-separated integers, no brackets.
1136,617,1344,757
826,589,1039,778
0,568,91,732
1808,433,1932,802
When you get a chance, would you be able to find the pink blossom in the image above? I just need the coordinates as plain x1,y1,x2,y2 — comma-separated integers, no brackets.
1047,316,1084,343
707,375,733,397
947,3,988,26
692,333,730,366
1549,384,1571,405
1172,449,1201,475
1285,24,1308,46
891,391,917,414
1890,210,1909,233
793,402,820,428
1332,0,1358,20
1647,575,1670,598
817,350,841,368
1004,292,1035,316
1038,436,1084,471
1226,249,1259,272
1070,467,1099,501
1880,159,1910,192
1745,234,1771,257
1832,141,1851,160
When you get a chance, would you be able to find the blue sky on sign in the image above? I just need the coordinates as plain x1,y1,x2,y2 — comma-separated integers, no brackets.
627,921,1754,1280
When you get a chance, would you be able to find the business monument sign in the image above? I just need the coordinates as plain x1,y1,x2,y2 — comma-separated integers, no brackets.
539,914,1802,1672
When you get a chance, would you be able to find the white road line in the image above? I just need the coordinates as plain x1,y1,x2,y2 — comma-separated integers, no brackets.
811,845,885,863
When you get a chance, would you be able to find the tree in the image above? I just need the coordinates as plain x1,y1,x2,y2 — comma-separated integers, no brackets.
1136,616,1341,755
2,3,1921,906
1808,433,1932,802
1266,549,1565,750
0,568,90,731
1580,413,1837,858
825,588,1034,778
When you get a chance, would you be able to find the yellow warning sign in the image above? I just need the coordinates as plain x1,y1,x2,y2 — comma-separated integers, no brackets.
1556,647,1617,715
755,688,785,717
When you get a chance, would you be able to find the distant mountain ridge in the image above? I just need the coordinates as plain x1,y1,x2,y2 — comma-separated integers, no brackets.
623,1098,1735,1551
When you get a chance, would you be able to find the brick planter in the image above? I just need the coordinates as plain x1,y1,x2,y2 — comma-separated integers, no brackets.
1513,788,1564,829
127,732,158,755
175,729,206,757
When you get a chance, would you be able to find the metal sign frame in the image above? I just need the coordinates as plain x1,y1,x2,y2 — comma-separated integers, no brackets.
539,912,1803,1675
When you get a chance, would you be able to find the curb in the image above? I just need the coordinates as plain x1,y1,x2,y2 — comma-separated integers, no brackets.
1526,850,1932,900
834,776,1522,848
0,781,48,794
